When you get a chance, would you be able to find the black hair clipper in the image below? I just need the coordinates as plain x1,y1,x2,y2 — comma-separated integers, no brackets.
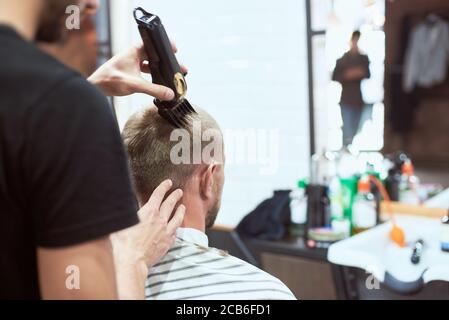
134,7,196,127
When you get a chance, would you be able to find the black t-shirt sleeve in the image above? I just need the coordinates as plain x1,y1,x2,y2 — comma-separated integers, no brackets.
25,75,139,248
332,58,344,83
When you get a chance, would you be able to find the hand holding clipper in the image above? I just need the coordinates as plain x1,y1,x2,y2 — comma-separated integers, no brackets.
134,7,196,127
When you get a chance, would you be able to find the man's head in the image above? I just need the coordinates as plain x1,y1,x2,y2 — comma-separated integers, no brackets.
350,30,361,50
123,106,225,230
36,0,99,43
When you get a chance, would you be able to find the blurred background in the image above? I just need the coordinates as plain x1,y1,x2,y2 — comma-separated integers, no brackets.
48,0,449,226
45,0,449,299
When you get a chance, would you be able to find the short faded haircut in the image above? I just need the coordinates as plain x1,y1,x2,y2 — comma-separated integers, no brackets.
123,106,222,202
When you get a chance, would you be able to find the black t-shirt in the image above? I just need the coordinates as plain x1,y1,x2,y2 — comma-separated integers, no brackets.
0,26,139,299
332,51,370,108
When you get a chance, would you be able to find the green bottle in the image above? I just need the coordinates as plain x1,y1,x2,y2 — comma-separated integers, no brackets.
340,176,359,232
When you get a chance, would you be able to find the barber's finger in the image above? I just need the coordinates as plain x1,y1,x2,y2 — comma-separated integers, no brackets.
141,61,151,74
159,189,183,221
140,180,173,218
180,64,189,75
168,205,186,235
139,39,186,75
141,63,187,79
135,43,148,62
137,41,177,60
169,234,177,247
141,61,186,76
170,40,178,54
141,55,187,75
132,78,175,101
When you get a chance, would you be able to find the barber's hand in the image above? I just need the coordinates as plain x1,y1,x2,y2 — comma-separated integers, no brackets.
111,180,185,269
88,43,188,100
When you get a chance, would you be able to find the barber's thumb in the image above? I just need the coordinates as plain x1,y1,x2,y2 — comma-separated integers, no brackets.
135,80,175,101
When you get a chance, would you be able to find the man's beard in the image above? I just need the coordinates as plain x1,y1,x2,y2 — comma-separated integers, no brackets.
205,199,221,229
36,0,78,43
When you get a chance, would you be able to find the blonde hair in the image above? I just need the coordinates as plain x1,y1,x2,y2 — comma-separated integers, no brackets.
122,106,222,202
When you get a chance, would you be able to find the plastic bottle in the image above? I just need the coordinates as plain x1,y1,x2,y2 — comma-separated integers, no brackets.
289,180,308,237
398,160,420,205
329,173,351,238
385,168,401,201
337,148,359,179
311,151,335,185
441,211,449,253
329,175,344,220
365,163,381,225
352,177,378,235
385,152,409,201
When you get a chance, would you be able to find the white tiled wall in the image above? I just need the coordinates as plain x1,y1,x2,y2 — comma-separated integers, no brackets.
110,0,310,227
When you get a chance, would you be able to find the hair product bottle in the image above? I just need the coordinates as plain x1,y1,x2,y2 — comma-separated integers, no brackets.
352,177,377,235
441,211,449,253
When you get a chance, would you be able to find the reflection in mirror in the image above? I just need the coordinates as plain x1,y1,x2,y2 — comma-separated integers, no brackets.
311,0,385,152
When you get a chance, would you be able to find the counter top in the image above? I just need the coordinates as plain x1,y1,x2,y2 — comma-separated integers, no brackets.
242,235,328,261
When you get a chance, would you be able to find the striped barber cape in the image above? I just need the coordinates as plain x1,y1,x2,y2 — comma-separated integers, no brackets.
145,228,296,300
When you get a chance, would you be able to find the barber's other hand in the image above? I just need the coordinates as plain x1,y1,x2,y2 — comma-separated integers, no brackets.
88,43,187,100
111,180,185,269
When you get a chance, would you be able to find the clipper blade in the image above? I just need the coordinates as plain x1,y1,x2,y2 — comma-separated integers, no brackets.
156,99,197,128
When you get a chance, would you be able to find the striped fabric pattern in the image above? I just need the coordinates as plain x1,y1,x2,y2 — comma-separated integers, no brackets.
145,228,296,300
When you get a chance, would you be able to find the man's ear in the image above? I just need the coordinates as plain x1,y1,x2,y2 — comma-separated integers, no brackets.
200,164,217,200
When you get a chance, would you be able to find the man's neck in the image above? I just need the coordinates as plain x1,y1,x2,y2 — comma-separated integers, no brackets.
180,193,207,233
350,47,359,54
0,0,43,41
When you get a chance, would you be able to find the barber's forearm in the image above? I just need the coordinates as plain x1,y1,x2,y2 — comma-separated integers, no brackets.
87,74,115,96
112,241,149,300
114,259,148,300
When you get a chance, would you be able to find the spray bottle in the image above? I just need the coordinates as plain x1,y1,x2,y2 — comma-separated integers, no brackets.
398,160,420,205
441,210,449,252
352,176,378,234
